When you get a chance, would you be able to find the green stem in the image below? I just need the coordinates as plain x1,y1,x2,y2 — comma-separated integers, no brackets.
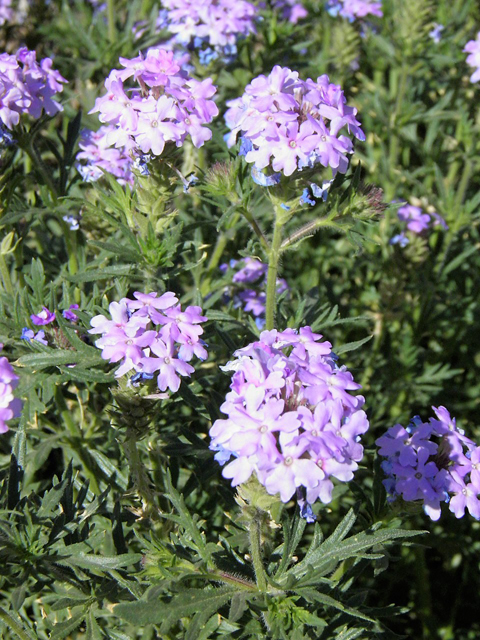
454,158,472,222
388,63,409,190
17,135,58,201
265,220,283,331
0,253,13,295
63,225,79,276
249,511,267,592
123,430,156,510
0,606,35,640
241,207,270,252
55,387,81,438
107,0,116,43
206,230,232,275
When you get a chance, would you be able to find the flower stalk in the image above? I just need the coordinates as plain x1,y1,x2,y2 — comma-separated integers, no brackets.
249,510,268,592
265,219,284,330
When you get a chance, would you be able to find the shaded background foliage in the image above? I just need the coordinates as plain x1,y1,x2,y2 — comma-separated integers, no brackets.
0,0,479,638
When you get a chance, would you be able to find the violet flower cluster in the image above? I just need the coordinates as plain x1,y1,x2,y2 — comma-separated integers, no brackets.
221,257,288,329
0,48,66,130
89,292,207,393
21,304,79,346
326,0,382,20
225,66,365,177
390,204,447,247
90,48,218,157
159,0,256,63
464,32,480,84
210,327,369,506
0,344,22,434
376,407,480,521
76,126,134,185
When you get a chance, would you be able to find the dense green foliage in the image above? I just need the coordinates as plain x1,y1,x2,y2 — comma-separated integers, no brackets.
0,0,479,638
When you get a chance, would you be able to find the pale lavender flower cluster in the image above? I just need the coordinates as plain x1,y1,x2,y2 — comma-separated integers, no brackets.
390,204,448,247
160,0,256,55
210,327,369,506
0,344,22,434
89,292,207,393
221,257,288,329
464,33,480,84
90,48,218,157
376,407,480,521
0,48,67,130
225,66,364,177
326,0,382,20
76,126,134,185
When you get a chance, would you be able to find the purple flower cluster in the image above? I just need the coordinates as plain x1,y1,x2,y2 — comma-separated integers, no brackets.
221,257,288,329
21,305,79,346
326,0,382,20
160,0,257,51
376,407,480,521
464,32,480,84
225,66,364,177
89,292,207,393
0,344,22,434
76,126,134,185
90,48,218,157
210,327,369,505
0,48,66,130
390,204,448,247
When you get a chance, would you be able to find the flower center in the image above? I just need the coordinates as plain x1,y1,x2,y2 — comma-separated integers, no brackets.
284,456,293,466
151,120,158,128
289,140,297,148
415,472,422,480
259,425,268,434
321,135,327,142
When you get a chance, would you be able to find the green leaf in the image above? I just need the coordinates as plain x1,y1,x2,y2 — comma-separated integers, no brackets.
49,613,86,640
85,611,103,640
287,521,426,584
57,552,142,572
294,588,374,623
114,586,238,628
335,335,373,355
273,512,306,579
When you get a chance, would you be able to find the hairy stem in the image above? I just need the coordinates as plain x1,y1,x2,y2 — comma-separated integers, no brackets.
107,0,116,43
249,511,267,592
265,220,283,330
0,253,13,296
123,431,156,510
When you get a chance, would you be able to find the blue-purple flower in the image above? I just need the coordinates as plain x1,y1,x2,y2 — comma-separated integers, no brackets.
30,307,56,326
376,407,480,521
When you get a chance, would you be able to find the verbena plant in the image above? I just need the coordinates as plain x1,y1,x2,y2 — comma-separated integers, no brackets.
0,0,479,638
